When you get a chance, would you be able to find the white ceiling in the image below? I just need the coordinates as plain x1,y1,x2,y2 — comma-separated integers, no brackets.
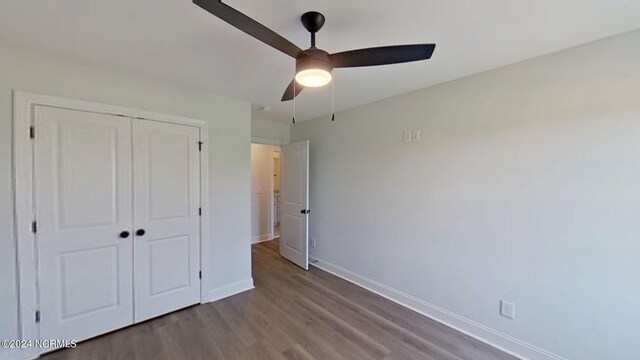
1,1,639,123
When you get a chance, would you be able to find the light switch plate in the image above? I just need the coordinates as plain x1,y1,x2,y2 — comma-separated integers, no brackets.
412,130,421,142
403,130,412,143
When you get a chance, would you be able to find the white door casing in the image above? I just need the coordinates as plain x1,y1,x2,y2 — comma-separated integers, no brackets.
132,119,201,322
280,141,309,270
35,106,135,343
14,92,211,360
34,108,202,344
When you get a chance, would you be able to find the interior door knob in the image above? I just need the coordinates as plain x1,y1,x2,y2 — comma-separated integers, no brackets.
119,231,130,239
136,229,146,236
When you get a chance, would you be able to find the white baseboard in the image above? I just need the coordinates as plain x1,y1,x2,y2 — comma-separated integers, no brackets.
309,256,567,360
206,278,255,303
252,234,274,244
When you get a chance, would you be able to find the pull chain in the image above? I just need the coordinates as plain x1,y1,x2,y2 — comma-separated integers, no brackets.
292,78,296,124
331,72,335,121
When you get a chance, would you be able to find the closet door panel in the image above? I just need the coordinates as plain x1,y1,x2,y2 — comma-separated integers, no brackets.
34,106,134,344
132,119,201,322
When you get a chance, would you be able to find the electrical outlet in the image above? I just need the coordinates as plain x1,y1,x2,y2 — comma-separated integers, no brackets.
403,130,412,143
500,300,516,319
311,238,316,248
412,129,421,142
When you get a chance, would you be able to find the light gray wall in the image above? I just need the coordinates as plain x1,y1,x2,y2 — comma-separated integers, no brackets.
251,117,290,144
291,30,640,360
0,48,252,354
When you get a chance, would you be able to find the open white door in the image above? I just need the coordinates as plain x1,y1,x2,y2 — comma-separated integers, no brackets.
280,140,309,270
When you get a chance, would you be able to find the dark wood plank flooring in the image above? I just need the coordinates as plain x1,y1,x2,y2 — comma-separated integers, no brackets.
42,240,517,360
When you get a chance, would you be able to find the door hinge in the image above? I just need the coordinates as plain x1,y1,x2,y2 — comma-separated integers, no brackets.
30,126,35,139
198,207,202,216
198,271,202,279
198,141,203,151
35,310,41,323
31,221,37,233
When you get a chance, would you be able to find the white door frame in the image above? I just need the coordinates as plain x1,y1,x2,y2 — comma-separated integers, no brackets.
250,141,284,242
12,91,210,359
271,150,281,239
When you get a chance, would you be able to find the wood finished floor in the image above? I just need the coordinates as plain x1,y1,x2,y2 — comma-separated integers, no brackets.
42,240,517,360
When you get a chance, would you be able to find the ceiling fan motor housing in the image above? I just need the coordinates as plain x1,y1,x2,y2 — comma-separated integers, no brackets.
301,11,326,34
296,48,333,74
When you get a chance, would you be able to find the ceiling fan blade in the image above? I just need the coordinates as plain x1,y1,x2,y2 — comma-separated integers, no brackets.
281,79,304,101
194,0,305,58
330,44,436,68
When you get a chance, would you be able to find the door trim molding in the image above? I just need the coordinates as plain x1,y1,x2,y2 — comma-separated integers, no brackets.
251,136,288,146
13,91,210,359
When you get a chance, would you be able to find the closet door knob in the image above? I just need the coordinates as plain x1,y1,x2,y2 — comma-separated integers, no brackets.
136,229,146,237
119,231,130,239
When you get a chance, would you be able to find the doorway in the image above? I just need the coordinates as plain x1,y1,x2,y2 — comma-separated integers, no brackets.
250,143,281,243
273,150,281,239
251,141,310,270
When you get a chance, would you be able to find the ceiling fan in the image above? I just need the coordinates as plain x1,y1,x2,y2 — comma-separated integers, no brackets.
194,1,436,102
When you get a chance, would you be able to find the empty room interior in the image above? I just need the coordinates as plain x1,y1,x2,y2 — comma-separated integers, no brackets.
1,1,639,360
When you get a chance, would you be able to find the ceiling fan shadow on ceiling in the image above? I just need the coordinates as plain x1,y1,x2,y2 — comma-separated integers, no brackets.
194,0,436,121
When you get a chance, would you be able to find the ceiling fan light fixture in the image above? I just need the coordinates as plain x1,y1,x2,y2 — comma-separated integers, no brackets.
295,52,333,88
295,68,332,87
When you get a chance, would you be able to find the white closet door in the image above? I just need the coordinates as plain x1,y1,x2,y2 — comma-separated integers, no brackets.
35,106,134,343
132,119,201,322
